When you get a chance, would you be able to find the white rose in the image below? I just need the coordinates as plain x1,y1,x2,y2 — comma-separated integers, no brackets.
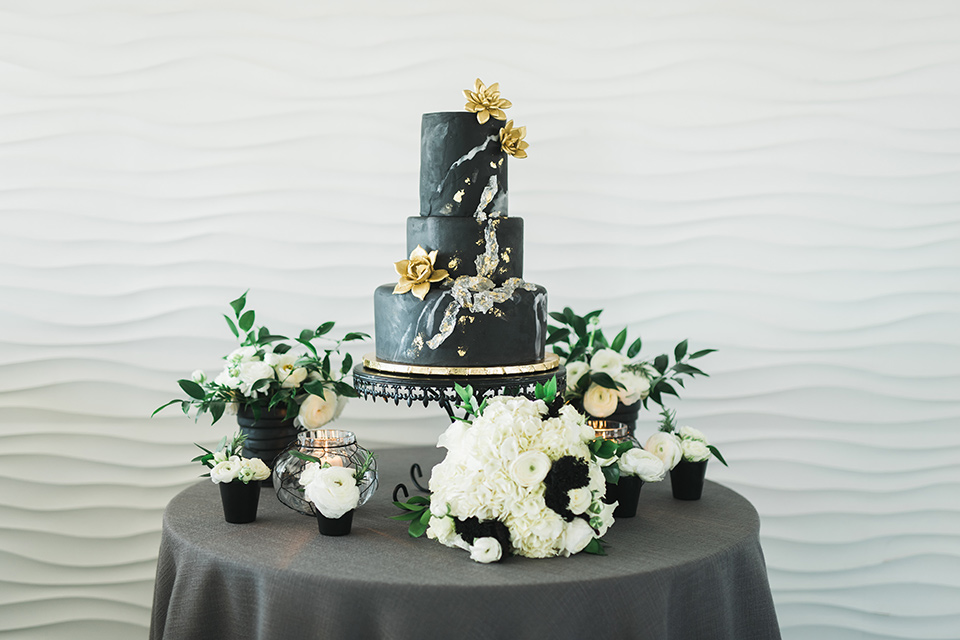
510,450,551,487
678,425,708,442
241,457,271,482
644,432,683,470
469,537,503,563
681,438,711,462
191,369,206,383
303,466,360,519
589,349,624,378
299,461,322,487
564,361,589,392
298,391,340,429
562,518,596,556
616,371,650,406
213,368,240,390
567,487,591,515
265,353,308,389
618,448,665,483
582,383,619,418
210,459,241,484
237,361,274,398
426,515,457,544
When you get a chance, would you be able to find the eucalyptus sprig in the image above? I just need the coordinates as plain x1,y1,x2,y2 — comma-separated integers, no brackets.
391,495,433,537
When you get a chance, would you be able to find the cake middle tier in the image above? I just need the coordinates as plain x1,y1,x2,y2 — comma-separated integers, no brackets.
374,281,547,367
407,216,523,283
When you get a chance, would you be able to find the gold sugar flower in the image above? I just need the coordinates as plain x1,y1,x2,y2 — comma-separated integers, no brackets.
463,78,512,124
499,120,528,159
393,245,449,300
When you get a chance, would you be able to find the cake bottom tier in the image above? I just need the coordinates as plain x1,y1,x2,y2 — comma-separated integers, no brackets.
373,282,547,367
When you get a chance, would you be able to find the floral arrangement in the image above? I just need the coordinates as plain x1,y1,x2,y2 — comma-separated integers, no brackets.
154,292,368,428
297,451,376,519
547,307,715,418
645,409,728,469
193,432,271,484
394,381,615,563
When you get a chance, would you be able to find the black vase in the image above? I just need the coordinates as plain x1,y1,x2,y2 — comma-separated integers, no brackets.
237,405,300,485
219,480,261,524
316,509,354,536
670,459,708,500
605,475,643,518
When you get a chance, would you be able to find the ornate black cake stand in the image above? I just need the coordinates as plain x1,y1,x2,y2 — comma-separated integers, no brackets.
352,356,566,494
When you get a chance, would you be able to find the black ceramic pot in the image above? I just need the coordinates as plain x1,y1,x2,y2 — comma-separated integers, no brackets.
670,459,708,500
316,509,354,536
219,480,261,524
237,405,300,485
605,475,643,518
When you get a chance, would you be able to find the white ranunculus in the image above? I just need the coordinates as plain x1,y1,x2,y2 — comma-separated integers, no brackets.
681,438,711,462
567,487,591,515
426,515,457,544
562,518,596,556
678,425,707,442
241,457,271,482
469,537,503,563
303,466,360,519
237,361,275,398
590,348,624,378
298,391,340,429
616,371,650,406
510,450,551,486
191,369,206,383
618,448,665,483
564,361,589,391
644,432,683,470
582,383,619,418
210,459,241,484
298,461,322,487
213,368,241,390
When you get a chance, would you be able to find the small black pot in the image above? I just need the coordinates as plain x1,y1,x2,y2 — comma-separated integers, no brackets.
605,475,643,518
219,480,261,524
670,459,708,500
316,509,354,536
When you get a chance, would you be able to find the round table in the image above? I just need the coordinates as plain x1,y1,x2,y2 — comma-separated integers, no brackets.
150,446,780,640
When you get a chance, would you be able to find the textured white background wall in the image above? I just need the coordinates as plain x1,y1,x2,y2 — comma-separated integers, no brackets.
1,1,958,638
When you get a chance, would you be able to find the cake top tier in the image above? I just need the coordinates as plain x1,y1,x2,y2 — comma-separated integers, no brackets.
418,79,528,218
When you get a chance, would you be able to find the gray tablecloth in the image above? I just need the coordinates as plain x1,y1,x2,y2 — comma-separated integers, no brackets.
150,446,780,640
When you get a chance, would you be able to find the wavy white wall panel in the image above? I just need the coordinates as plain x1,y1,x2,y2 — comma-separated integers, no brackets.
1,1,958,638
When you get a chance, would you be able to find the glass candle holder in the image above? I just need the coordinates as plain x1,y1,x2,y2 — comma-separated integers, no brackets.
272,430,378,516
588,420,636,444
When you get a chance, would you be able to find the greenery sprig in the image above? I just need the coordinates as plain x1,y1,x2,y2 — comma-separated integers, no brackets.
289,449,378,482
587,437,636,485
391,495,433,537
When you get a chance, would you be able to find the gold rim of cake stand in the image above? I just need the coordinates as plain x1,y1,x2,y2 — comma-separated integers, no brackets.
361,352,560,377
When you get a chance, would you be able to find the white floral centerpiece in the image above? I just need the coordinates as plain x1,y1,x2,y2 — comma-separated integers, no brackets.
298,452,376,520
394,380,615,563
193,432,271,484
645,409,728,469
155,291,368,429
547,307,714,419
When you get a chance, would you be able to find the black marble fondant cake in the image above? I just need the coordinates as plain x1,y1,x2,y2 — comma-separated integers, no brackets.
373,86,548,369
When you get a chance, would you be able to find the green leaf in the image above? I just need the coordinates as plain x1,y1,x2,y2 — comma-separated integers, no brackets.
298,338,319,357
615,441,636,456
602,464,620,484
210,401,225,424
390,511,422,521
689,348,717,359
341,353,354,375
303,381,328,398
316,321,335,336
239,310,255,333
563,306,577,323
299,329,315,342
229,292,247,317
658,381,679,397
290,450,322,463
590,371,625,391
419,510,432,524
546,328,571,345
151,399,184,417
611,328,627,353
571,315,587,339
595,439,619,459
408,518,429,538
674,339,688,362
583,309,603,322
343,331,369,341
549,311,568,324
626,337,643,359
272,343,291,354
455,383,474,405
653,354,669,374
321,354,331,377
223,314,239,338
177,379,206,400
252,377,273,392
582,538,607,556
708,445,729,467
576,374,592,395
673,363,706,376
333,381,359,398
406,495,431,506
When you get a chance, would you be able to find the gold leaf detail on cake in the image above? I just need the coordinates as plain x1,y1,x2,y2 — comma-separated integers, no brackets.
463,78,512,124
394,245,449,300
500,120,528,159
